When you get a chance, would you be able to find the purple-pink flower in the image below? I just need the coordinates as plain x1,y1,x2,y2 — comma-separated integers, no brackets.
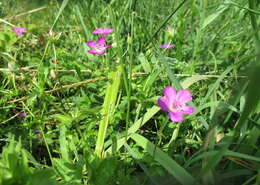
12,27,27,37
92,28,113,35
158,86,195,122
86,37,112,55
160,44,175,49
18,112,27,118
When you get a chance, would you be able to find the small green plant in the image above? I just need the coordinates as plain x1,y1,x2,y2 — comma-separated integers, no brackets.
0,137,58,185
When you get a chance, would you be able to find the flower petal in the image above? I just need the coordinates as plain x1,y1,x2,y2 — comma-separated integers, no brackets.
92,28,113,35
20,27,27,33
87,41,97,49
158,97,170,111
97,37,106,47
12,27,27,36
160,44,175,49
92,28,102,34
169,112,183,122
18,112,27,118
181,105,195,114
164,86,176,100
176,90,192,104
87,50,105,55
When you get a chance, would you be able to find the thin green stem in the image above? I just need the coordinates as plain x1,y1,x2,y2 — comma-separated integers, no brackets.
145,0,188,47
40,126,54,165
125,10,135,143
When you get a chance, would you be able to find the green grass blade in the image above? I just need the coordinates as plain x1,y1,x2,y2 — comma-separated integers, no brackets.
145,0,187,47
0,18,15,26
50,0,70,31
95,66,122,157
201,64,238,105
74,5,88,38
201,3,229,30
229,1,260,15
130,133,197,185
248,0,260,49
225,150,260,162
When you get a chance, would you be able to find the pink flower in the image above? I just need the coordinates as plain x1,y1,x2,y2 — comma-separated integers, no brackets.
158,86,195,122
86,37,112,55
92,28,113,35
160,44,175,49
12,27,27,37
18,112,27,118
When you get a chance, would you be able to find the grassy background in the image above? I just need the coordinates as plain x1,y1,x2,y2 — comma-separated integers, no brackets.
0,0,260,184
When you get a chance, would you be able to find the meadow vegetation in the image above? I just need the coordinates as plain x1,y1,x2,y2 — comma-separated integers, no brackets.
0,0,260,184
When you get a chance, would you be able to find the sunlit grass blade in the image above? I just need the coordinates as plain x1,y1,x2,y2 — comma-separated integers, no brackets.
0,18,15,26
59,125,69,161
130,133,197,185
95,66,122,157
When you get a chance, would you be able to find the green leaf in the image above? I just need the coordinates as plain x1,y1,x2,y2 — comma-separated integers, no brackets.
53,114,73,127
181,75,208,90
27,169,58,185
53,158,83,183
201,3,229,30
138,53,152,73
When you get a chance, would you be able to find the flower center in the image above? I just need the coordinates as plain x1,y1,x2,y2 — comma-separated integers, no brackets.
95,43,106,52
169,101,182,112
